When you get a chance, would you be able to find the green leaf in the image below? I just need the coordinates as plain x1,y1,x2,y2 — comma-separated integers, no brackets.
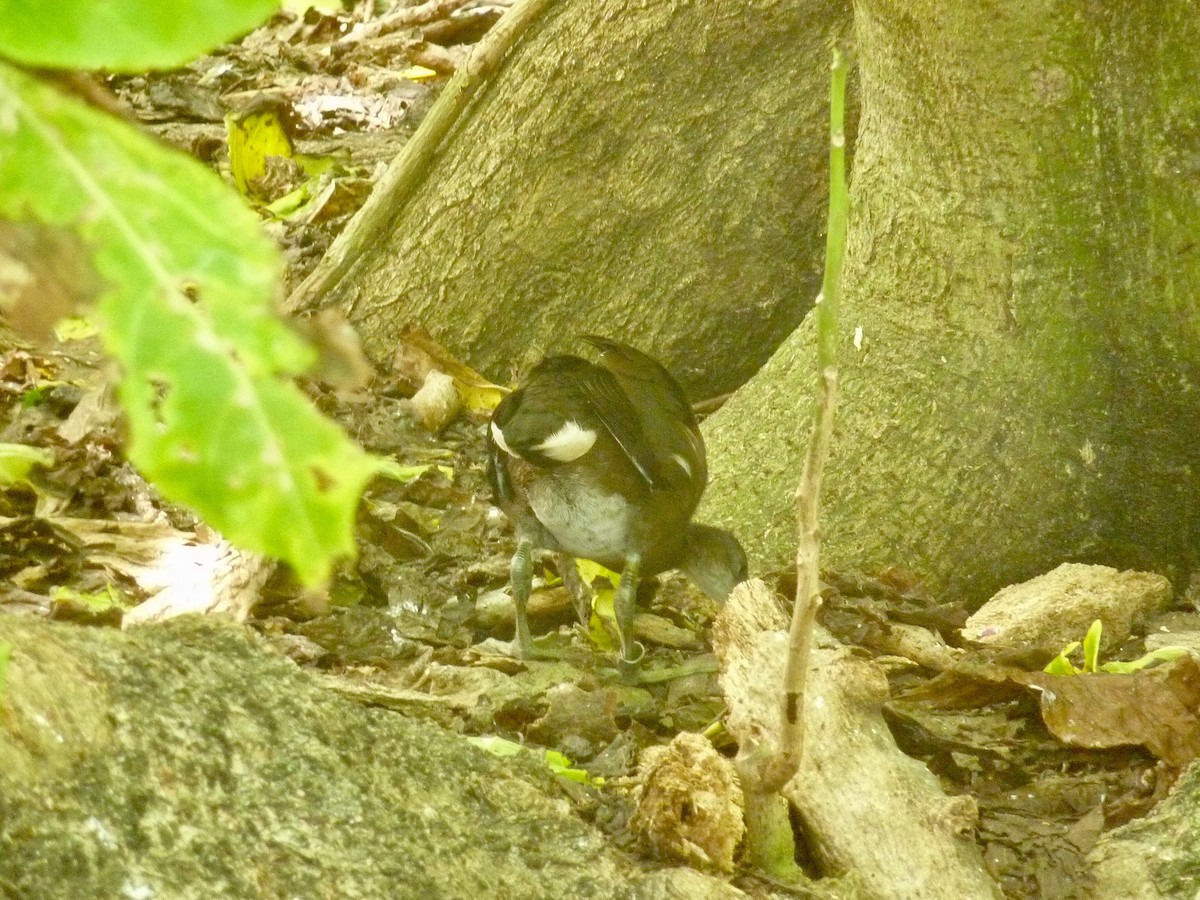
0,0,281,72
1043,641,1081,675
544,750,604,786
1099,647,1190,674
0,64,383,584
53,584,132,613
0,641,10,696
54,316,99,341
469,738,603,786
575,558,619,587
0,443,54,486
466,736,523,758
1082,619,1102,673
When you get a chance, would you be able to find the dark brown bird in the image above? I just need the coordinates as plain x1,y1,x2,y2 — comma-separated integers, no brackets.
487,336,747,665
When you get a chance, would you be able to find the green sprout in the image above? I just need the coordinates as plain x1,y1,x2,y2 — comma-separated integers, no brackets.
466,735,604,787
1043,619,1188,675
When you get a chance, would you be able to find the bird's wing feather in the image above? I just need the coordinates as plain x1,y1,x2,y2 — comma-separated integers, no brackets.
583,336,705,490
489,356,653,482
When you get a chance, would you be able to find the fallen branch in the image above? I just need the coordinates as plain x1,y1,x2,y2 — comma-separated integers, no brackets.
338,0,477,44
714,581,1000,898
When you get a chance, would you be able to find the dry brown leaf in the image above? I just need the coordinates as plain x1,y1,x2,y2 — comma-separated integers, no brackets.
1018,655,1200,768
391,323,507,410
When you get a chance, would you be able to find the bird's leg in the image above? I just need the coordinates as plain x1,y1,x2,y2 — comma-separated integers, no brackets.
510,536,535,658
558,554,594,628
614,552,645,671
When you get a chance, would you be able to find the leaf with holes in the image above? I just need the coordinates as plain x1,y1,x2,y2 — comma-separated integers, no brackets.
0,64,383,584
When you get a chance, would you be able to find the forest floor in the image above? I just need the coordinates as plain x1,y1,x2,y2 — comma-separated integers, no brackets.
2,4,1194,898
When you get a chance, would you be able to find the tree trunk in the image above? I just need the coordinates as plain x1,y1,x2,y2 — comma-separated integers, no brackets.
0,616,647,897
304,0,852,396
1090,757,1200,899
703,0,1200,601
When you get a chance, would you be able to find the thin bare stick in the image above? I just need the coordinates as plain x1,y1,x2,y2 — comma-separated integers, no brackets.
764,45,850,794
285,0,559,314
338,0,475,44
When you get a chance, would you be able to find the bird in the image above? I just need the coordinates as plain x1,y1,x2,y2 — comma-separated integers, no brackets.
486,335,748,667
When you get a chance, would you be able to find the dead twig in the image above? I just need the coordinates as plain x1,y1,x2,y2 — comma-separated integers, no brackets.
338,0,477,45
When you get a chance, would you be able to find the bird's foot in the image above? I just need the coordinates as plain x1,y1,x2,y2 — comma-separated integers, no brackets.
615,640,646,681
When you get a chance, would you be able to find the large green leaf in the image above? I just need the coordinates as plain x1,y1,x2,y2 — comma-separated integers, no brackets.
0,64,383,584
0,0,280,72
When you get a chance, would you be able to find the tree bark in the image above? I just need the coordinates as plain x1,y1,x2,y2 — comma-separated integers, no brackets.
1090,758,1200,900
304,0,852,396
702,0,1200,601
0,616,650,897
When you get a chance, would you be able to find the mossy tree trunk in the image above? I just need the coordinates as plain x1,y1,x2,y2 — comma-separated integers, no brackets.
704,0,1200,600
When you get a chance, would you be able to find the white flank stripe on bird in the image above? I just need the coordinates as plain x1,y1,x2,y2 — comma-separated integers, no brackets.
490,421,516,457
535,420,596,461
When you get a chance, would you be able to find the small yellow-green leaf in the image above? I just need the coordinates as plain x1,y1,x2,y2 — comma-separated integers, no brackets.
587,612,616,651
294,154,336,180
591,587,615,621
544,750,603,786
53,316,98,341
1099,647,1190,674
400,66,439,81
264,181,316,219
469,738,603,786
466,735,523,758
1043,655,1079,676
226,102,296,197
1043,641,1082,675
575,558,620,587
587,583,618,651
458,381,509,413
53,584,131,613
0,443,54,485
1083,619,1103,673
